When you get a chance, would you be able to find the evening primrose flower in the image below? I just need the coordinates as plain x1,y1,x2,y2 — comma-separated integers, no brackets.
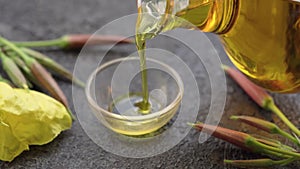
0,82,72,162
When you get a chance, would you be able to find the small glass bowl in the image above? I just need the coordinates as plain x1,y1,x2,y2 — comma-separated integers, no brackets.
85,57,183,136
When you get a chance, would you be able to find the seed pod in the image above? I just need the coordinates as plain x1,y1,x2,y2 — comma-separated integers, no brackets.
222,65,272,108
231,115,300,146
13,34,134,49
0,36,75,120
256,138,296,152
223,64,300,137
28,60,75,120
10,55,38,88
22,48,84,87
192,122,253,151
231,115,280,133
193,123,300,159
0,52,28,89
29,60,67,106
61,34,134,49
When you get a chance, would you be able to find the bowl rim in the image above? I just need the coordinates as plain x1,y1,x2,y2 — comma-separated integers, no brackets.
85,57,184,121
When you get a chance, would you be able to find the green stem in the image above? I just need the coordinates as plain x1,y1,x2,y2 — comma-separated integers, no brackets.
256,137,296,152
267,101,300,137
0,37,34,65
262,149,292,158
13,38,67,48
278,158,297,166
278,129,300,147
252,139,300,158
21,47,85,88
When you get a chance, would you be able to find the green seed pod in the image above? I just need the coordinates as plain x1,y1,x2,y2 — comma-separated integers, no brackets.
22,48,84,87
28,60,75,120
231,116,280,133
0,52,28,89
223,64,300,137
192,122,253,151
256,138,296,152
231,116,300,146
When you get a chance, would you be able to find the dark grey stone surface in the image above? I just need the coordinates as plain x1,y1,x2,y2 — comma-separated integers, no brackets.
0,0,299,168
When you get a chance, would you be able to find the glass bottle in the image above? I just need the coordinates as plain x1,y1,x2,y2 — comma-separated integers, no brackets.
136,0,300,93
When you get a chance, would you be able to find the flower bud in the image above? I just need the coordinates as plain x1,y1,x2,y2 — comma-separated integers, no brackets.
10,55,34,88
193,122,252,151
231,115,280,134
30,60,67,106
223,64,300,137
222,65,272,108
62,34,134,49
0,52,28,89
22,48,84,87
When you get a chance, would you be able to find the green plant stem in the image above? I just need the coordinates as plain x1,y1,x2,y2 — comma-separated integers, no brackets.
256,137,296,152
277,129,300,147
267,101,300,137
279,158,297,166
21,47,85,88
0,51,28,89
13,38,67,48
262,149,292,158
0,37,34,64
251,139,300,158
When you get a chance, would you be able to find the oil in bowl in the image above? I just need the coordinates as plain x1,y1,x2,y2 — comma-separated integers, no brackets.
86,57,183,136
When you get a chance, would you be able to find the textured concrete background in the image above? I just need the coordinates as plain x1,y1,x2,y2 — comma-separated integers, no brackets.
0,0,300,168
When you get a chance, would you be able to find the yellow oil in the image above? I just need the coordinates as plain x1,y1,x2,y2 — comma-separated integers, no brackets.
118,0,300,135
135,38,151,114
134,0,176,115
136,0,300,93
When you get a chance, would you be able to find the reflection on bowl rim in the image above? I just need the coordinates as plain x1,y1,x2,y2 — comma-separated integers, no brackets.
85,57,184,121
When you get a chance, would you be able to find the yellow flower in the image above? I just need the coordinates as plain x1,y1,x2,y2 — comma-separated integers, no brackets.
0,82,72,162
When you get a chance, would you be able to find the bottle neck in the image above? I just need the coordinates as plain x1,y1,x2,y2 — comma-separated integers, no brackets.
136,0,239,36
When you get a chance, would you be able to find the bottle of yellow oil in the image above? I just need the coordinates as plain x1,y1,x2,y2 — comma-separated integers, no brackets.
136,0,300,93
